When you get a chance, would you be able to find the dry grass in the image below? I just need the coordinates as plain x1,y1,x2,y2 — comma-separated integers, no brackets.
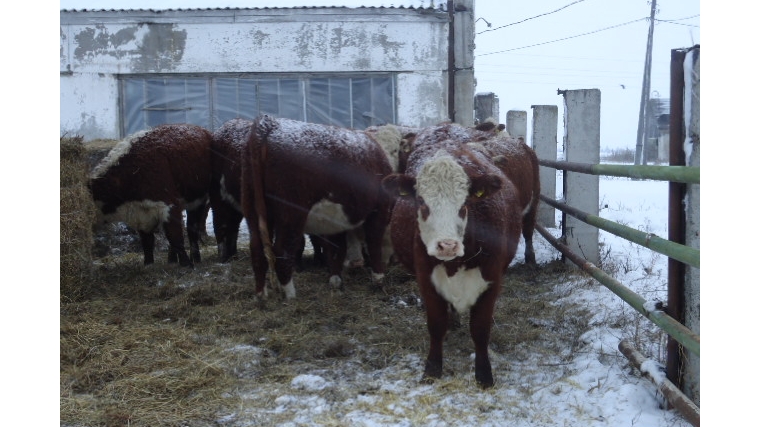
61,235,591,426
60,136,98,302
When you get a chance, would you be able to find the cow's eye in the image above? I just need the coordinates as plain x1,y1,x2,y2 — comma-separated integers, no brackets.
418,197,430,219
458,205,467,218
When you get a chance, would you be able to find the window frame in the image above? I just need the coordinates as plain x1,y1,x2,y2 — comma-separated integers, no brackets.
118,72,397,138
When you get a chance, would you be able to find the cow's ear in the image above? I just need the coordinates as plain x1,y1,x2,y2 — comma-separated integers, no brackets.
469,173,503,199
401,133,416,153
382,174,417,198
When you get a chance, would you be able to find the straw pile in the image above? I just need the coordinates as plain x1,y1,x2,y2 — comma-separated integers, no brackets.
60,136,99,302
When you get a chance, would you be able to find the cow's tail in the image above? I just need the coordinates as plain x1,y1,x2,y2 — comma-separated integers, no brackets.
250,115,278,285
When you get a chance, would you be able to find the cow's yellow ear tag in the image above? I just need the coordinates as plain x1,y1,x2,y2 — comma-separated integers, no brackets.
399,189,410,196
474,189,485,198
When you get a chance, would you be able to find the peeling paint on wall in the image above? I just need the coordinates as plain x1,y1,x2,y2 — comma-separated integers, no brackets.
72,23,186,72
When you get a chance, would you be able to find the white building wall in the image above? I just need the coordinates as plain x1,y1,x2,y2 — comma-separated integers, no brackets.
60,8,452,140
60,74,120,140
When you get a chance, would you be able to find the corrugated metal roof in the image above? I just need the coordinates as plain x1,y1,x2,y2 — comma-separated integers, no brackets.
60,5,439,13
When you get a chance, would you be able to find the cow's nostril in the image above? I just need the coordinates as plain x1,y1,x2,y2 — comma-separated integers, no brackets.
437,240,458,254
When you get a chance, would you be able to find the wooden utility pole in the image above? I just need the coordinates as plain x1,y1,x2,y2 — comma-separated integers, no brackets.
634,0,657,165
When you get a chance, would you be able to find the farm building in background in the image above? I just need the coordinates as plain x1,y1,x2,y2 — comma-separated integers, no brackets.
60,2,476,141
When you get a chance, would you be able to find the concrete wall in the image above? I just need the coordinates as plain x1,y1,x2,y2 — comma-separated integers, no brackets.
60,7,454,140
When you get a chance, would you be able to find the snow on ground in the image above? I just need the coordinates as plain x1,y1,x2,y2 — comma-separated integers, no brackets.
204,172,693,427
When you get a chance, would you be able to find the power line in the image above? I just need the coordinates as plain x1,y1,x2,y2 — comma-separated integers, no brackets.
654,18,699,28
477,0,589,35
477,17,648,57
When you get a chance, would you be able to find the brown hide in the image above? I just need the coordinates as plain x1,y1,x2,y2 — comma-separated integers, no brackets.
382,126,523,388
468,135,541,264
240,115,394,298
210,118,250,262
89,123,213,267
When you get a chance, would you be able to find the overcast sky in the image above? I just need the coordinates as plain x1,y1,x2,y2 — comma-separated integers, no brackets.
58,0,700,150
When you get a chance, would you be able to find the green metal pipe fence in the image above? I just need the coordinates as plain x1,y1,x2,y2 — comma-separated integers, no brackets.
535,223,700,357
539,159,700,184
540,195,699,268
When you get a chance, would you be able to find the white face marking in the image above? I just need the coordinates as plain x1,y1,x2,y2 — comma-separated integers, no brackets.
415,152,469,260
100,199,171,233
430,265,489,314
304,199,362,235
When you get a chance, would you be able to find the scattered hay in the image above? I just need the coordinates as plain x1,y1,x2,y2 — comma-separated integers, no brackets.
60,160,590,425
61,237,591,426
60,136,98,302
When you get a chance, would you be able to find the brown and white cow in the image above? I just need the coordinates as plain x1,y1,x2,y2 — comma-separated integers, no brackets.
381,123,523,388
89,123,213,267
210,118,251,262
401,120,540,265
240,115,398,299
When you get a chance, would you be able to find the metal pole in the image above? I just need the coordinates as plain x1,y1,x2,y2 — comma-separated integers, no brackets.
634,0,657,165
667,47,688,391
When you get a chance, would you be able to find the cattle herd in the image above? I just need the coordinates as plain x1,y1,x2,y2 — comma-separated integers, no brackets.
87,115,540,389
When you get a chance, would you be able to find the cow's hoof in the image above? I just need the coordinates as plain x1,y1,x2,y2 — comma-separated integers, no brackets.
328,275,342,290
475,370,494,389
423,360,443,381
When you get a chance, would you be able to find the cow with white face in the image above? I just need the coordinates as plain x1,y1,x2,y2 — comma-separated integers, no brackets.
382,123,523,388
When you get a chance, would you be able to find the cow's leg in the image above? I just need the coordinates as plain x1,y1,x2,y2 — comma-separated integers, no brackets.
226,211,243,260
212,204,229,261
309,234,326,267
418,277,449,382
244,215,268,297
164,205,193,267
273,225,301,299
212,204,241,263
469,283,500,388
362,212,389,289
522,210,537,265
138,230,155,265
344,228,365,268
323,232,347,290
186,206,205,264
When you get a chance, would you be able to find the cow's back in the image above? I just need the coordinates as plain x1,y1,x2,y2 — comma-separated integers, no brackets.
254,116,393,227
91,123,213,215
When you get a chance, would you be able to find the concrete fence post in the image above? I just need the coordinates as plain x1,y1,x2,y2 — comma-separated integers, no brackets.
474,92,499,124
561,89,600,266
531,105,558,228
506,110,527,139
682,46,700,408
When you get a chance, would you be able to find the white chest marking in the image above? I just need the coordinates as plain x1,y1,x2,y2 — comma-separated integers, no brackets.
430,265,490,314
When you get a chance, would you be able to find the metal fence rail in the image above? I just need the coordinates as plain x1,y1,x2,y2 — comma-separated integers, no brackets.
540,195,700,268
539,159,700,184
535,224,700,357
